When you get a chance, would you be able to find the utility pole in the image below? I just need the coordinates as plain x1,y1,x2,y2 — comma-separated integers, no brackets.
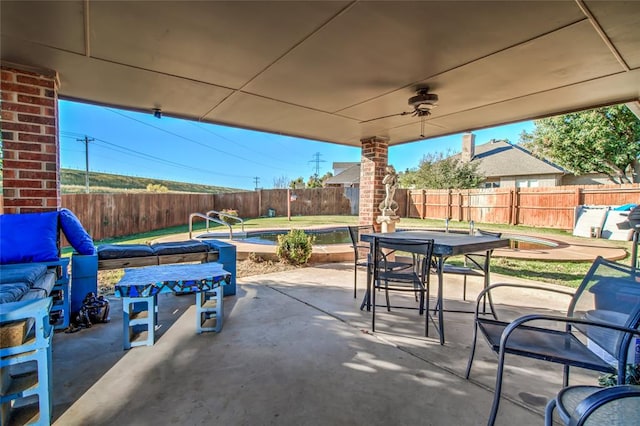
253,176,260,191
77,136,94,193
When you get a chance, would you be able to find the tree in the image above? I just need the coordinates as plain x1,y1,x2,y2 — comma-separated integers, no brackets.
289,177,305,189
306,171,333,188
399,152,484,189
273,175,290,189
307,175,323,188
525,105,640,183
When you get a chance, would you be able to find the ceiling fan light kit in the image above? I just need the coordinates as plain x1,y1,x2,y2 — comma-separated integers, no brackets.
408,88,438,115
360,87,439,137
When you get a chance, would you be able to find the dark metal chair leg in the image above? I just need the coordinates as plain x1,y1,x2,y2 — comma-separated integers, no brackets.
465,320,480,379
354,265,357,299
487,348,507,426
544,398,556,426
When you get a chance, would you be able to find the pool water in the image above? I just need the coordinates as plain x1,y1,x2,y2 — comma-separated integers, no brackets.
239,228,352,245
198,227,559,250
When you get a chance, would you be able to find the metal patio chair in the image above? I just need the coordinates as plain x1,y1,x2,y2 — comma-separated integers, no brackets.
348,225,374,298
348,225,414,299
465,256,640,426
371,237,434,337
441,229,502,301
545,384,640,426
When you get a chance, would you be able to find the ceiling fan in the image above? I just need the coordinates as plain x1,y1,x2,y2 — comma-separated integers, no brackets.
360,87,438,137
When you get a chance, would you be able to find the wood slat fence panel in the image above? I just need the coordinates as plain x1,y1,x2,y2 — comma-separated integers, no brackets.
63,193,215,241
406,183,640,230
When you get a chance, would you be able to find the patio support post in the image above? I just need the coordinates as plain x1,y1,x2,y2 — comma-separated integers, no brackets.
359,136,389,229
1,64,61,213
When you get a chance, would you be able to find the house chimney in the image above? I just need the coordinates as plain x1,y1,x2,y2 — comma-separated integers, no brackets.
462,132,475,162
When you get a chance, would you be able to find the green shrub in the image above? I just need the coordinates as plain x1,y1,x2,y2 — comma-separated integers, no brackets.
598,364,640,387
276,229,314,265
220,209,239,225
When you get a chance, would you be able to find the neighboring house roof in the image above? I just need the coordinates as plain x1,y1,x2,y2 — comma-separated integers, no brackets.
461,140,566,178
332,162,359,175
325,164,360,185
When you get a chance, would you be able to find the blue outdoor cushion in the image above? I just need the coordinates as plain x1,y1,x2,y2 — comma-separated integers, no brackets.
151,241,209,256
0,211,59,264
0,264,47,286
97,244,155,260
0,282,31,304
59,208,96,255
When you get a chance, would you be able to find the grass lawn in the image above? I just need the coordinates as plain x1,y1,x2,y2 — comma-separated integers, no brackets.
63,215,633,289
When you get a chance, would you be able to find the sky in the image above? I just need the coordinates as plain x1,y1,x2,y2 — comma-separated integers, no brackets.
59,99,535,191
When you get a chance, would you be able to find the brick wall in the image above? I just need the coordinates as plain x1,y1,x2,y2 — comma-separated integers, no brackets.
1,65,60,213
359,137,388,228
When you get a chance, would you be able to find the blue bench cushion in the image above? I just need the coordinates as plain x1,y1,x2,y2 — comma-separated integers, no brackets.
97,244,155,260
150,241,209,256
0,282,31,304
0,264,49,304
59,208,96,255
0,264,48,286
0,211,59,264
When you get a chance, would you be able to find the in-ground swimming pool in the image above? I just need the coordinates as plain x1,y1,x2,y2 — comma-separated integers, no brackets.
197,227,559,250
197,227,352,245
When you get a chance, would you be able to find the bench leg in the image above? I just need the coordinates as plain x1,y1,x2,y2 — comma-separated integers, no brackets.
122,295,157,350
196,288,224,333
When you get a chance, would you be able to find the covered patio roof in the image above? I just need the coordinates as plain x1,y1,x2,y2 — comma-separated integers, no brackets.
2,1,639,147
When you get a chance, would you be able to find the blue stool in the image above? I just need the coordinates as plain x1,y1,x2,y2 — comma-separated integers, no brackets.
122,295,157,350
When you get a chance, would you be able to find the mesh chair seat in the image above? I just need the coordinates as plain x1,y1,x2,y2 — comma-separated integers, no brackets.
442,264,485,276
478,319,615,373
546,385,640,426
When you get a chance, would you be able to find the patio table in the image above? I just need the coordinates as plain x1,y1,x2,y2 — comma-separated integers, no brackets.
115,262,231,349
361,230,509,345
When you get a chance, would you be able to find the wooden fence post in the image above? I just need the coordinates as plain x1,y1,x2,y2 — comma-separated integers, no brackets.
512,188,519,226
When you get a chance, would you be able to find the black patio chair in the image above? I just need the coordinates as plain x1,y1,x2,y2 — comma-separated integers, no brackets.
348,225,374,298
441,229,502,301
545,384,640,426
348,225,414,299
465,256,640,426
371,237,434,337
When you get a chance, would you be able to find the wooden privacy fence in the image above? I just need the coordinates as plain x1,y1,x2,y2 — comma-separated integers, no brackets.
60,184,640,240
63,193,216,241
62,187,354,241
407,183,640,230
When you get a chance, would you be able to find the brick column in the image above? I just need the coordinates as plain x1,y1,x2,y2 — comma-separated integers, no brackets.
359,137,388,228
1,64,60,213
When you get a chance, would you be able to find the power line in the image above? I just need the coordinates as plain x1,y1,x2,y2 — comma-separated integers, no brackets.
253,176,260,191
61,132,253,180
104,107,288,171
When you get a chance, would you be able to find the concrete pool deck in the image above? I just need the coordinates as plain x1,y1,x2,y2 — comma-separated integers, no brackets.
154,227,629,263
52,263,605,426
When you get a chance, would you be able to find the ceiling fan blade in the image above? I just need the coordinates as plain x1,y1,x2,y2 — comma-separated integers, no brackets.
359,111,413,124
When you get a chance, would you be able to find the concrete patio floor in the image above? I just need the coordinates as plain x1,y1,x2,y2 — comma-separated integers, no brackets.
50,264,601,426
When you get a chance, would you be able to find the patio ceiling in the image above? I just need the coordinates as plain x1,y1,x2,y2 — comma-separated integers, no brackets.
1,1,639,147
